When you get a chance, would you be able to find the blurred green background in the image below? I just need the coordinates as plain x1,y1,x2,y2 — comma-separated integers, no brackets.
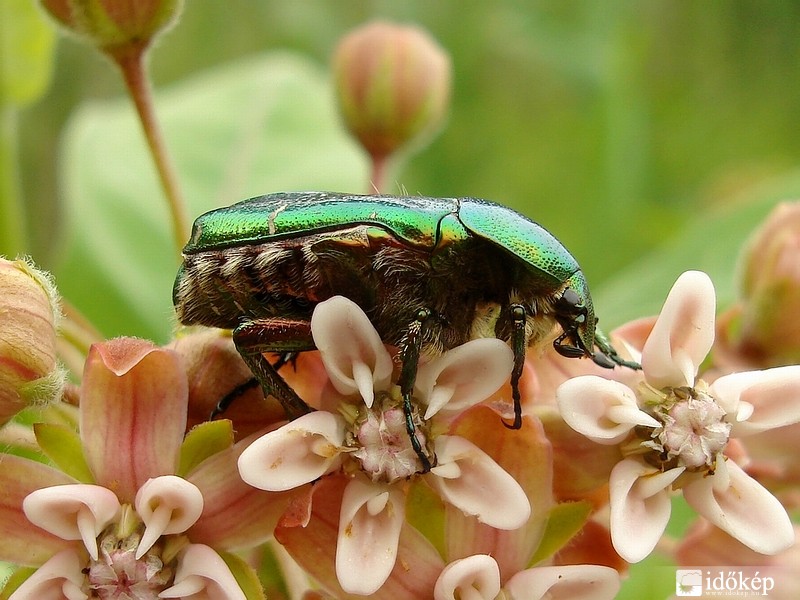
9,0,800,341
5,2,800,597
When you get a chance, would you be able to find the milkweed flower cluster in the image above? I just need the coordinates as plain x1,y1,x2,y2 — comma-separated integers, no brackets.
556,270,800,563
0,337,289,599
4,245,800,599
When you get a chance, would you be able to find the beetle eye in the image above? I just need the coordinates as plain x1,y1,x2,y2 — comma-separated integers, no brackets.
555,288,584,316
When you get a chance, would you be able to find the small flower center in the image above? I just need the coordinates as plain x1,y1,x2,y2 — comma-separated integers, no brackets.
638,383,731,473
345,391,431,483
85,528,175,599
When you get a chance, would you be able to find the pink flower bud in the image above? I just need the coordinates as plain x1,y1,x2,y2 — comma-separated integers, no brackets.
0,257,64,424
733,202,800,365
332,20,451,163
39,0,182,53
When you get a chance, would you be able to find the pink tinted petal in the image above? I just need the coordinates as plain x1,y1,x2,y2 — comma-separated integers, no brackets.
8,549,88,600
23,485,120,561
710,366,800,436
504,565,621,600
609,459,684,563
310,296,393,407
188,433,293,550
433,554,500,600
134,476,204,558
683,459,794,554
276,476,443,599
641,271,716,389
238,411,345,492
0,456,77,566
415,338,514,419
81,339,187,502
445,406,552,576
159,544,245,600
336,478,405,595
428,435,530,530
556,376,658,444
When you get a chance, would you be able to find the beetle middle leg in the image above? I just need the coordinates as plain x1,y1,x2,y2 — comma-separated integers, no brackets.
503,303,527,430
397,308,436,473
232,318,316,421
210,351,299,419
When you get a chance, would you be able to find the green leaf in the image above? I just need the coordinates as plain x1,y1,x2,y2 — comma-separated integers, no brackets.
406,479,447,558
594,169,800,328
55,52,365,342
220,550,266,600
33,422,94,482
0,0,57,106
0,566,36,599
178,419,234,477
528,500,592,566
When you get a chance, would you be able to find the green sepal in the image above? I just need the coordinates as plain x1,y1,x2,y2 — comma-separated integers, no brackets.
528,500,593,566
0,566,36,599
256,540,291,600
33,422,94,483
405,480,446,558
219,550,266,600
178,419,234,477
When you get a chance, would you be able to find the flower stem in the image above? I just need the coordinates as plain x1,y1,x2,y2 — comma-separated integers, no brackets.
109,43,190,259
369,154,389,194
0,104,28,257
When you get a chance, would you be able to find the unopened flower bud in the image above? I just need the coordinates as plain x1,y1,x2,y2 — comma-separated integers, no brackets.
332,20,451,164
734,201,800,365
39,0,182,54
0,257,64,424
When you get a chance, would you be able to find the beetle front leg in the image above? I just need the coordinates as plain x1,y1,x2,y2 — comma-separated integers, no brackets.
397,308,435,473
503,303,527,430
232,318,316,421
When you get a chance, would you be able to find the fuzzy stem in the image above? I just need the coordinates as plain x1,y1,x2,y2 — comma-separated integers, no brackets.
109,43,189,258
0,104,28,257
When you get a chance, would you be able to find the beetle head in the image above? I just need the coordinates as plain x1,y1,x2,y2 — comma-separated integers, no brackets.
552,272,603,363
552,272,633,369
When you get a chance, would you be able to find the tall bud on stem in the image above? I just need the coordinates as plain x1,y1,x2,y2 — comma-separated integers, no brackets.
39,0,190,257
332,21,451,193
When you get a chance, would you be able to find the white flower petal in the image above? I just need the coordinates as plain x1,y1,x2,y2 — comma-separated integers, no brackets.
433,555,501,600
8,549,87,600
710,366,800,436
504,565,621,600
159,544,246,600
415,339,514,419
609,459,683,563
557,376,658,444
335,478,405,595
427,435,530,530
683,459,794,554
237,411,345,492
22,484,121,561
641,270,716,389
134,476,204,559
311,296,393,406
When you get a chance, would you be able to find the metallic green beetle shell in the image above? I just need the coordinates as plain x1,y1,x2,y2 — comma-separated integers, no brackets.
182,192,458,253
183,192,581,287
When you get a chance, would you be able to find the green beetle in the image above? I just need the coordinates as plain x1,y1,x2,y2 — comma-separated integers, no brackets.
174,191,636,470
